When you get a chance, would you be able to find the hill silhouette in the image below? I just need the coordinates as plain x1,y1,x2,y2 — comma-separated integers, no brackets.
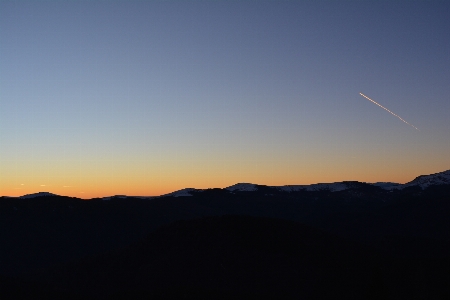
45,215,383,299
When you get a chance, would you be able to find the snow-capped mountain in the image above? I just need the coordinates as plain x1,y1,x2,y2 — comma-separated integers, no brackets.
161,188,198,197
367,169,450,191
224,169,450,193
403,169,450,189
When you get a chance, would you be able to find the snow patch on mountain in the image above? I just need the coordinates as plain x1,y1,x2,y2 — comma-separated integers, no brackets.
404,169,450,189
162,188,197,197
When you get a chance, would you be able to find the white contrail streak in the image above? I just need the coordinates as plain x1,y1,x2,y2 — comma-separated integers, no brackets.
359,93,419,130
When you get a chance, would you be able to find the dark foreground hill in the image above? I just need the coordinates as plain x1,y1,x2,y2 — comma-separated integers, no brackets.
49,215,377,299
2,215,449,299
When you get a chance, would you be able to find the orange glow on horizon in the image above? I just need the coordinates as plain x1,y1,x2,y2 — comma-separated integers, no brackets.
0,166,435,199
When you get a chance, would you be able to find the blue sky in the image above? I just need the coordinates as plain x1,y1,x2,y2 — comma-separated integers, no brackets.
1,1,449,197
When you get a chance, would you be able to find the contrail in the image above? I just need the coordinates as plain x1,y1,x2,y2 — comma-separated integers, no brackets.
359,93,419,130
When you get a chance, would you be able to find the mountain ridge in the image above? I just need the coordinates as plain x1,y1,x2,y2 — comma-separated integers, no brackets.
7,169,450,199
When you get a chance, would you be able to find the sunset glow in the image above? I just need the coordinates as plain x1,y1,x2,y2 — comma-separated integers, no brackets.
1,1,449,198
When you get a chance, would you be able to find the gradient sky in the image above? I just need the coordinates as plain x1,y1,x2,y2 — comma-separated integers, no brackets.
1,1,449,198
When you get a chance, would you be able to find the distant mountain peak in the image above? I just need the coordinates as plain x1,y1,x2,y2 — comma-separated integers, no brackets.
405,169,450,189
225,183,258,192
161,188,198,197
19,192,59,199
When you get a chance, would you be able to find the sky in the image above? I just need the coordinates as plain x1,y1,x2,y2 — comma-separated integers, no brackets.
1,0,449,198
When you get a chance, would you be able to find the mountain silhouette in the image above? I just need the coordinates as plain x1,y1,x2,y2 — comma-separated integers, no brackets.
1,169,449,299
